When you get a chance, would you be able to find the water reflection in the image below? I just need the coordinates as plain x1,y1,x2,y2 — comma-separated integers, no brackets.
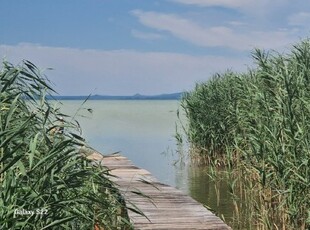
174,159,254,229
186,166,233,221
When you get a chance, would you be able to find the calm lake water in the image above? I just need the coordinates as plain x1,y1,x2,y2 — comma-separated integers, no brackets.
59,100,235,227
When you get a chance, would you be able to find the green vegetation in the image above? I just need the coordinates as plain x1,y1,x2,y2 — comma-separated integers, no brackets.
0,61,131,229
181,39,310,229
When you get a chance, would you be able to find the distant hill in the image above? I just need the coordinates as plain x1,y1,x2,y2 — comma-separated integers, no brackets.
47,92,184,100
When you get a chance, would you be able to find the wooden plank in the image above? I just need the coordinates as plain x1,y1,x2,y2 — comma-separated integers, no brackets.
88,152,231,230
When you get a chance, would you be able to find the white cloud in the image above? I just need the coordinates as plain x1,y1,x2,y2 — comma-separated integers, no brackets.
227,21,248,27
169,0,291,15
0,43,250,95
131,29,165,40
132,10,295,51
169,0,257,9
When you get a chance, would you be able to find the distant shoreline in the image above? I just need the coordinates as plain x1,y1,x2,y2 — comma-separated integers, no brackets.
47,92,184,100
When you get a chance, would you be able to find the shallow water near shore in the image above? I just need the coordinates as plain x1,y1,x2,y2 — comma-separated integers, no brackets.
59,100,236,227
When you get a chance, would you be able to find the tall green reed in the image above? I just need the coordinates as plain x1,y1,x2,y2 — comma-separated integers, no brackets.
181,39,310,229
0,60,132,229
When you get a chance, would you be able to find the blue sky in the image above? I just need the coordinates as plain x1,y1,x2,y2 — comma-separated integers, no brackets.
1,0,310,95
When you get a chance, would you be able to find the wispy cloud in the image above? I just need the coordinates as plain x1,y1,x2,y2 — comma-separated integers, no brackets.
0,43,250,95
168,0,291,15
131,29,165,40
131,10,295,51
169,0,257,9
227,21,248,27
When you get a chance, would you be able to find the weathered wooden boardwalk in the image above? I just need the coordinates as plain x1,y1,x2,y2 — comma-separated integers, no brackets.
88,152,231,230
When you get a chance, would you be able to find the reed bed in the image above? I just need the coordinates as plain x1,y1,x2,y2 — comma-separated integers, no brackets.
181,39,310,229
0,61,132,229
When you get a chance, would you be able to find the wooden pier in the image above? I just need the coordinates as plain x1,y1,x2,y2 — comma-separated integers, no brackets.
88,152,232,230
